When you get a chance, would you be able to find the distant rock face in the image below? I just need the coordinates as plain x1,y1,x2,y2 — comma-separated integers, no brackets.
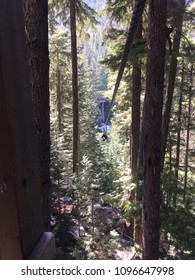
93,204,134,241
69,219,87,238
116,219,134,241
93,204,121,232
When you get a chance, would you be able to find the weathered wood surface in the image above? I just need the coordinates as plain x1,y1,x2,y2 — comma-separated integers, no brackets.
0,0,44,259
28,232,55,260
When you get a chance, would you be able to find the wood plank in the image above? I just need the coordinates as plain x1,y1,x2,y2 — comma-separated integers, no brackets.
0,72,23,259
0,0,44,259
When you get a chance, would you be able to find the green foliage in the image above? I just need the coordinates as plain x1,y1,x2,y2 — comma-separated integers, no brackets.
53,216,77,259
161,40,195,257
161,203,195,255
106,0,134,23
49,0,98,34
49,0,195,260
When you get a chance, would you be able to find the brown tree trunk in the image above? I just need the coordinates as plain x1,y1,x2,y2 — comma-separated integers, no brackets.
142,0,167,260
168,132,173,173
131,22,142,245
23,0,50,230
56,65,62,132
161,0,186,168
131,23,142,178
174,59,184,208
184,65,193,204
70,0,79,173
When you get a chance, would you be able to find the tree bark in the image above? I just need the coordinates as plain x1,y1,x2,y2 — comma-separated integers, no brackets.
131,22,142,245
184,65,193,204
56,65,62,132
142,0,167,260
23,0,50,230
131,23,142,178
173,59,184,207
70,0,79,173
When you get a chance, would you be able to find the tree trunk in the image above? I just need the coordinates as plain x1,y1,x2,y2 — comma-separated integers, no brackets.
48,9,56,35
56,65,62,132
184,65,193,204
131,23,142,178
168,132,173,173
23,0,50,230
174,59,184,208
161,0,186,169
70,0,79,173
131,22,142,245
142,0,167,260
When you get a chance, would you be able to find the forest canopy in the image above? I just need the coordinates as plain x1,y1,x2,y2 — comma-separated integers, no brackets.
47,0,195,260
0,0,194,260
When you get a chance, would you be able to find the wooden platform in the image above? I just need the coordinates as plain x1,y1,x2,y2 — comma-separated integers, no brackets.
28,232,55,260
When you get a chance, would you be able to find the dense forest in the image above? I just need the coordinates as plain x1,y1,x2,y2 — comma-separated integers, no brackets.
0,0,195,260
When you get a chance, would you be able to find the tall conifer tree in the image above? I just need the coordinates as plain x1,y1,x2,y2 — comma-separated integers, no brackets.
23,0,50,230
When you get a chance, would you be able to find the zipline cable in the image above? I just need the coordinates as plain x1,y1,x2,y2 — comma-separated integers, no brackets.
105,0,146,126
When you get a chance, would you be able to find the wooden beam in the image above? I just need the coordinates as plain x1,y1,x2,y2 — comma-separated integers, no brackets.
28,232,55,260
0,0,44,259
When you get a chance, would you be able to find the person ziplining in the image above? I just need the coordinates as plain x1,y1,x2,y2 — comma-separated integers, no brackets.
101,133,108,141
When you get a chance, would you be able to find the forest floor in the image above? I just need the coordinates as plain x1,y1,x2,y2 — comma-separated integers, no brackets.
51,195,195,260
51,195,137,260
